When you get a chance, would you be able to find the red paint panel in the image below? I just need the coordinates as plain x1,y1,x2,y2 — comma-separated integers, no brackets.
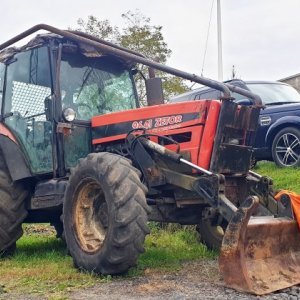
198,100,221,170
92,100,211,145
92,100,221,174
92,101,209,128
0,123,17,143
150,125,204,167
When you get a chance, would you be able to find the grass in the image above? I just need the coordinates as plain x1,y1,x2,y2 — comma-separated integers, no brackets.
0,234,100,299
1,161,300,299
0,225,215,299
131,227,215,275
254,161,300,193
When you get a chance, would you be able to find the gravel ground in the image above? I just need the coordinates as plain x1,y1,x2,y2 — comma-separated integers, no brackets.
3,259,300,300
69,260,300,300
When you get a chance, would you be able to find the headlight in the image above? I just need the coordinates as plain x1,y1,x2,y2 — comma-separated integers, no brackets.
62,108,76,122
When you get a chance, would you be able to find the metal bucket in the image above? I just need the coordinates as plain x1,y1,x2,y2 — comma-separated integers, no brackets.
219,196,300,295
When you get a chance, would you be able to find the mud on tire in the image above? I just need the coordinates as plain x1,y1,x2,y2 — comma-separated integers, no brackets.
0,156,28,256
63,152,150,275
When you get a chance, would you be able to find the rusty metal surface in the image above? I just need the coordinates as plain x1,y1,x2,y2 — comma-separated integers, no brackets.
74,180,106,253
219,196,300,295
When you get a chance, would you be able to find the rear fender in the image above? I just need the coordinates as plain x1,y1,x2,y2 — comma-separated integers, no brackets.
0,134,32,181
266,116,300,147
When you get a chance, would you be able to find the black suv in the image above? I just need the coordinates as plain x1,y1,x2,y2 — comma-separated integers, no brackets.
171,79,300,167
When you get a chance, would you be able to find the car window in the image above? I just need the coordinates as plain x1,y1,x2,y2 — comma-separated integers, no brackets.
197,90,221,100
247,83,300,105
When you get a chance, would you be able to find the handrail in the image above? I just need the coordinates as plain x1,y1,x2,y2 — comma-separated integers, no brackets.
0,24,232,99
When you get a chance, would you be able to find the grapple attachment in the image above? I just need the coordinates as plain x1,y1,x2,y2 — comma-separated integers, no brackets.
219,196,300,295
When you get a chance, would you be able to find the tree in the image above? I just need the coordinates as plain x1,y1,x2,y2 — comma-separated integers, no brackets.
75,11,190,103
76,16,119,42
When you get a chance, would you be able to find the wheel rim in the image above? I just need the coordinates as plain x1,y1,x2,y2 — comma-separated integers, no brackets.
207,221,225,239
275,133,300,166
74,179,108,253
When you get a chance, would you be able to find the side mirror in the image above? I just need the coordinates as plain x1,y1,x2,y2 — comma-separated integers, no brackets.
44,96,54,121
145,77,164,106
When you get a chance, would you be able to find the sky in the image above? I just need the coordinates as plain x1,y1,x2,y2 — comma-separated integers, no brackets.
1,0,299,84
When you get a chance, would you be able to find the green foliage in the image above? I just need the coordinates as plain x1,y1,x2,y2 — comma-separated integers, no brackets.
162,75,191,100
255,161,300,193
76,16,120,42
0,225,213,298
120,11,171,63
75,11,190,102
136,228,216,272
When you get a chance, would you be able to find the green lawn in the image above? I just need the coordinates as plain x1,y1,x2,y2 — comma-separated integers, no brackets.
0,225,214,299
254,161,300,193
1,161,299,299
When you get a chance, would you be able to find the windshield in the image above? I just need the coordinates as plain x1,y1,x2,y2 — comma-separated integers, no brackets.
60,54,137,120
246,83,300,105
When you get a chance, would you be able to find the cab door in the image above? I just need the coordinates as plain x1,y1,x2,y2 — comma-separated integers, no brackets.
3,46,54,174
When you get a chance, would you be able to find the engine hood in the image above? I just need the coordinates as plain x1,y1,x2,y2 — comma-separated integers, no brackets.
260,102,300,115
91,100,214,145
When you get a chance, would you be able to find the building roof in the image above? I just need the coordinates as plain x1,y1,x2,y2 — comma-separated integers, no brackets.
279,73,300,81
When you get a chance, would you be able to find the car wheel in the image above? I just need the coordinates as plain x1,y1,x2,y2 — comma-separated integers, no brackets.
272,127,300,167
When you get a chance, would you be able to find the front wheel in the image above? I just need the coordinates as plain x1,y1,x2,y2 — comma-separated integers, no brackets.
272,127,300,167
63,152,150,275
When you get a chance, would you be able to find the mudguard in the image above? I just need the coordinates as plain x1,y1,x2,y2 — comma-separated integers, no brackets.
266,116,300,147
0,134,31,181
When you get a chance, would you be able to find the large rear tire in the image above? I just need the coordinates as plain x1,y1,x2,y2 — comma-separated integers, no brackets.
196,216,228,250
63,152,150,275
0,157,28,256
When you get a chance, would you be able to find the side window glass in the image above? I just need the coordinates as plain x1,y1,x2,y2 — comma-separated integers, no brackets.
199,90,221,100
4,47,53,173
195,93,201,100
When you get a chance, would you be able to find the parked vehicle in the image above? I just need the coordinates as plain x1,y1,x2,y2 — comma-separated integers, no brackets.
1,25,300,295
171,79,300,167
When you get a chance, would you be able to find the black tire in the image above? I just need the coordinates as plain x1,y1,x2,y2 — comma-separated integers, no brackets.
51,219,65,240
196,217,227,251
0,156,28,256
272,127,300,167
63,152,150,275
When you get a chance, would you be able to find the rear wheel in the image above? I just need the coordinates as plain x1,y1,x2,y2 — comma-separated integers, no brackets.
196,216,228,250
272,127,300,167
0,156,28,256
63,152,150,275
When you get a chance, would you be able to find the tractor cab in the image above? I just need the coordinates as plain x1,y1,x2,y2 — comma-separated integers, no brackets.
0,34,138,175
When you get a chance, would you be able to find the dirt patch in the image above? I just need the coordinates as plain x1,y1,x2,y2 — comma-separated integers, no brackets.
68,259,283,300
70,259,300,300
23,224,57,236
4,259,300,300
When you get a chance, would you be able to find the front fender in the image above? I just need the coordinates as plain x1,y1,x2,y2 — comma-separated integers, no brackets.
265,116,300,147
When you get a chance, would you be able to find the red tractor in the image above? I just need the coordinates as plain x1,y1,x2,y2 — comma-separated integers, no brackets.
0,24,300,295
